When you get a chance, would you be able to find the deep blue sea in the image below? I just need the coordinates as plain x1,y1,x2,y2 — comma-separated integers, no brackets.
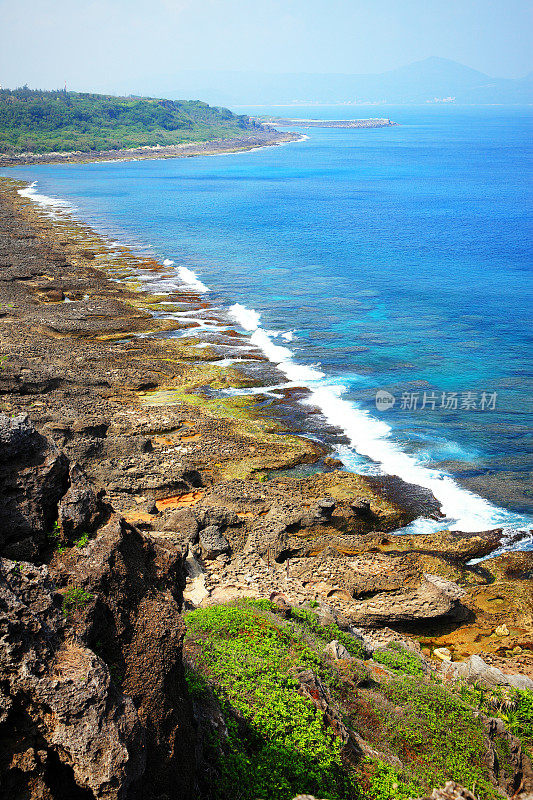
3,105,532,542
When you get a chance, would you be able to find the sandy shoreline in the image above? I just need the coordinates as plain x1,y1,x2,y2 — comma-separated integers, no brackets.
0,129,301,168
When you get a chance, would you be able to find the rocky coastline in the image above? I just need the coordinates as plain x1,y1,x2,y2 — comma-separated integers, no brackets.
0,129,301,168
0,175,532,799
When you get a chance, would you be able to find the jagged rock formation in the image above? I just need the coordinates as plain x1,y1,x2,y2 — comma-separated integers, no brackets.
442,654,533,691
0,415,197,799
51,516,197,799
0,413,69,561
0,558,144,799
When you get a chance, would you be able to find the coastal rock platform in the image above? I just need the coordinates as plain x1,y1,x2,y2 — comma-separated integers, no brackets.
0,176,531,799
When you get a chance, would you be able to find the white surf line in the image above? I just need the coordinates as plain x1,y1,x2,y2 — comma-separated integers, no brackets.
18,181,76,220
224,381,304,396
135,262,210,295
227,301,529,534
177,265,209,293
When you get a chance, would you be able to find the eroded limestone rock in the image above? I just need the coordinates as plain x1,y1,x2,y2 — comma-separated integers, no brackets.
199,526,231,560
58,461,106,537
443,654,533,691
0,558,144,799
0,414,69,560
50,515,197,799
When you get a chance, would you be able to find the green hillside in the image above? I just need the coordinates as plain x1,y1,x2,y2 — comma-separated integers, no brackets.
0,87,260,154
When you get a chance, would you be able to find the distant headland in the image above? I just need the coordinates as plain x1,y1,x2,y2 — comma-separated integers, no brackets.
0,87,299,166
257,117,397,128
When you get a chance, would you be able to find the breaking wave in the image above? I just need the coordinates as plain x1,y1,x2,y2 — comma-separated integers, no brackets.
176,266,209,293
18,181,74,211
227,302,529,536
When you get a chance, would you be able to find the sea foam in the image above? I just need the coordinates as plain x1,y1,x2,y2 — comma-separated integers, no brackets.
18,181,74,211
177,266,209,293
227,301,524,534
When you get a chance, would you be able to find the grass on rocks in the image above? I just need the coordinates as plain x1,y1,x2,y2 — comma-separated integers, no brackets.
183,601,531,800
62,585,93,616
378,679,499,796
372,643,425,677
185,602,355,800
502,689,533,754
456,681,533,758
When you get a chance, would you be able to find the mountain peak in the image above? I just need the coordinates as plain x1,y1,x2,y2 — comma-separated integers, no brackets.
388,56,490,80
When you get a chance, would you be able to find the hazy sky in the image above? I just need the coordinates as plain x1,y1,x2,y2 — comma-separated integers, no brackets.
1,0,531,93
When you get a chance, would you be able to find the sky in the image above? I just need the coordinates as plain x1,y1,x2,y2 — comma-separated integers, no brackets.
0,0,532,94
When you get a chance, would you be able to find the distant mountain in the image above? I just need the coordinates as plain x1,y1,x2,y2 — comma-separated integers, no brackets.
137,58,532,106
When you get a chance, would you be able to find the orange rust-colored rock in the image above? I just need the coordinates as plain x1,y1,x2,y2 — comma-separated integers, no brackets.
155,490,205,511
181,433,202,442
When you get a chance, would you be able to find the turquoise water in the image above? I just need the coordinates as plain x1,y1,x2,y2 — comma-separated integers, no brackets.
3,105,532,539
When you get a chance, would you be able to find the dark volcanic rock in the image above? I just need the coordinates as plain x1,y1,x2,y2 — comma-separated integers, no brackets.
364,474,444,521
58,462,107,538
199,525,230,559
0,558,145,799
162,506,200,542
0,412,39,460
51,516,198,799
29,297,156,336
0,414,69,560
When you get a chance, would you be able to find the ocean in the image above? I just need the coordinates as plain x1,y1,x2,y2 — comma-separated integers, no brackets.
3,104,532,545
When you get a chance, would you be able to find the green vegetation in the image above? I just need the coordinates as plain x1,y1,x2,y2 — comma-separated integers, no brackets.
377,679,502,798
184,601,527,800
185,603,357,800
62,585,93,616
372,643,425,677
363,760,421,800
290,606,365,659
457,681,533,757
48,521,91,553
48,520,66,554
184,668,210,700
502,689,533,755
0,86,260,154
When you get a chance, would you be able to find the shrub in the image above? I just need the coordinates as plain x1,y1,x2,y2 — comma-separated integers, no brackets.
0,88,259,154
290,607,365,659
363,760,421,800
372,643,424,677
62,585,93,616
381,678,501,798
501,689,533,755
